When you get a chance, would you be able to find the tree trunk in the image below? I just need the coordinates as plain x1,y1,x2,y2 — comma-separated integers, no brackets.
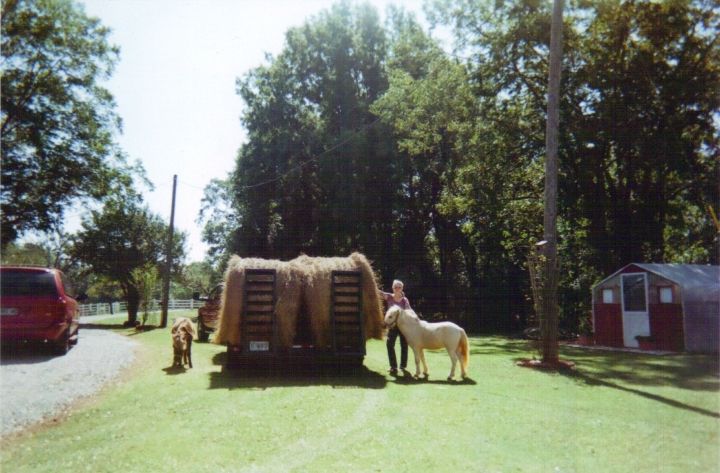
125,284,140,326
541,0,564,364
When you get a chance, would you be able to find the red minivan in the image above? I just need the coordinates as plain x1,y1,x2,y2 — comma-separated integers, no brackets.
1,266,83,354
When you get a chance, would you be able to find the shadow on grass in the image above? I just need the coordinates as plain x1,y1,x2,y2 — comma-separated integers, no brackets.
389,372,477,386
163,365,190,375
562,369,720,419
560,345,720,392
79,323,128,330
80,323,162,339
469,336,536,357
126,326,161,336
481,334,720,419
207,351,388,390
477,336,719,392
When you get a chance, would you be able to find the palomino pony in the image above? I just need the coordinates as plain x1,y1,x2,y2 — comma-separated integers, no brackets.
384,306,469,381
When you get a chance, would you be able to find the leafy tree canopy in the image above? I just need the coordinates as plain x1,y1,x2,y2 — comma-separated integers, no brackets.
1,241,53,266
222,0,396,261
202,0,719,332
1,0,145,246
70,194,186,325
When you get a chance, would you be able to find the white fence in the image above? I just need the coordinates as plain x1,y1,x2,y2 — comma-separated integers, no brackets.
79,299,204,317
79,302,126,317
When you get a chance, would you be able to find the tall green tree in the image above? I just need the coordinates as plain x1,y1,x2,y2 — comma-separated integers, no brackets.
1,241,53,266
1,0,141,246
372,12,481,319
571,0,720,270
71,196,186,326
429,0,719,329
198,177,239,268
203,0,718,331
225,1,396,263
0,230,86,289
132,263,159,325
179,261,219,298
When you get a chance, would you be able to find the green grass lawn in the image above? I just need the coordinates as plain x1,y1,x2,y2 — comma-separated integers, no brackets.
2,312,718,473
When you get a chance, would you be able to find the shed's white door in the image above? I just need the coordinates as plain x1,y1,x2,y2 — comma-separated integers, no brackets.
621,273,650,347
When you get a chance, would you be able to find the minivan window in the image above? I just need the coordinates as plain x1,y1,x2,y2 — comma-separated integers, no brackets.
60,273,73,296
1,271,59,297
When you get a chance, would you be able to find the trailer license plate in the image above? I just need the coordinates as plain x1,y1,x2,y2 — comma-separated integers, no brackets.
249,341,269,351
1,308,18,316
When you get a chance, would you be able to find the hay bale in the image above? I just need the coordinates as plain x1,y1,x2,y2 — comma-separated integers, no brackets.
292,252,384,347
214,256,303,348
350,252,385,341
215,252,384,350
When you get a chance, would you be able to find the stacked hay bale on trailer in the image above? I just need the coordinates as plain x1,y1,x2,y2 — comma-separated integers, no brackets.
214,257,304,350
214,252,385,368
294,253,385,347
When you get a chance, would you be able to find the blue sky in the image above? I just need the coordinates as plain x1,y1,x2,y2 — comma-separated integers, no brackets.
76,0,432,262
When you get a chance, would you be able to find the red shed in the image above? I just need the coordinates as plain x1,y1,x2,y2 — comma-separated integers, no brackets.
592,264,719,353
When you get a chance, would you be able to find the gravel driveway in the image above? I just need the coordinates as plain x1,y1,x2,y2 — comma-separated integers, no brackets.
0,322,138,437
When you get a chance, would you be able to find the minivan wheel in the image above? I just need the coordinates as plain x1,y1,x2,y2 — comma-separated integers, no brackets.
52,331,70,355
69,327,79,345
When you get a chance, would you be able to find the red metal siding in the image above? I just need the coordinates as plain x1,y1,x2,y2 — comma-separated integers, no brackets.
649,303,684,351
593,303,624,347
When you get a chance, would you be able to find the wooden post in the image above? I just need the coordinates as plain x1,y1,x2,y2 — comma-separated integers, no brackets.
160,175,177,328
541,0,564,364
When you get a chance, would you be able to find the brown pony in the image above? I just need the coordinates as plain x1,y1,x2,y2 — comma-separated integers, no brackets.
171,317,196,368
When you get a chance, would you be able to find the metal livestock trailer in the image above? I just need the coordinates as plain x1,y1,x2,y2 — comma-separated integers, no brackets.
225,268,366,370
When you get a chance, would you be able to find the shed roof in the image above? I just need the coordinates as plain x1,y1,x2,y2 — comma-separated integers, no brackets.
632,263,719,289
594,263,719,290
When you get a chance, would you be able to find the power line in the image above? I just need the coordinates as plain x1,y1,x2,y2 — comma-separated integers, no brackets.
154,116,383,194
240,116,383,190
178,180,208,191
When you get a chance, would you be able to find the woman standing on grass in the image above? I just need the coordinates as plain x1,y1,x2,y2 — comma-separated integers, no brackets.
379,279,410,375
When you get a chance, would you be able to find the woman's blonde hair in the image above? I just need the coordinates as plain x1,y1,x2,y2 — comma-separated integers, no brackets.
392,279,404,289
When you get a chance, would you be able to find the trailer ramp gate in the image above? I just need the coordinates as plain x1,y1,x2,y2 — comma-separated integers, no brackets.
227,269,365,370
241,269,278,356
331,270,364,355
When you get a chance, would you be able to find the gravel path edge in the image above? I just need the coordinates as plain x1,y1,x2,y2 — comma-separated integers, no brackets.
1,328,139,438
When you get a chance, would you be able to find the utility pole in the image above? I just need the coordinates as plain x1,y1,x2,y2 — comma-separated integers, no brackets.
160,174,177,328
541,0,563,364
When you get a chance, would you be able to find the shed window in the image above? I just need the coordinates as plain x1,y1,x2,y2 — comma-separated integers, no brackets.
659,287,673,304
602,288,614,304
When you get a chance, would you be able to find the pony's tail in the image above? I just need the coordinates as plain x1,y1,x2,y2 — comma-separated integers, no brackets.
458,331,469,374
